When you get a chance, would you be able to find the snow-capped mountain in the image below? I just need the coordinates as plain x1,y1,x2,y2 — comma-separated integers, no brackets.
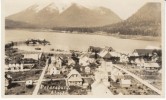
6,3,122,28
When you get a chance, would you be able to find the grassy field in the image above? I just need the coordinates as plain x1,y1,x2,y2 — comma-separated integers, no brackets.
6,70,42,81
5,83,36,95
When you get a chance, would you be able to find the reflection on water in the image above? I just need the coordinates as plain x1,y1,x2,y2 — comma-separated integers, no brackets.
5,30,161,53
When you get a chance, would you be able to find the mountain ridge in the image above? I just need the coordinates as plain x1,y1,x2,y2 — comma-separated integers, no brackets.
101,2,161,36
6,3,122,27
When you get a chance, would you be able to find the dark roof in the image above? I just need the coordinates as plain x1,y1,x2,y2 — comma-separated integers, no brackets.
134,49,153,56
103,52,112,59
104,46,114,52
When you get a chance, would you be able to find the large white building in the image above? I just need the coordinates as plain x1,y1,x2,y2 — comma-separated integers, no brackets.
47,64,60,75
91,63,112,95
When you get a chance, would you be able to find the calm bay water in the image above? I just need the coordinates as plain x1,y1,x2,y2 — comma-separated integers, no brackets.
5,29,161,53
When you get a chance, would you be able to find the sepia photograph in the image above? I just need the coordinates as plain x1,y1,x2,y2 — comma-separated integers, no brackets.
1,0,165,97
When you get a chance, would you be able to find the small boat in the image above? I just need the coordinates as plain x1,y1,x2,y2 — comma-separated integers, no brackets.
35,48,41,50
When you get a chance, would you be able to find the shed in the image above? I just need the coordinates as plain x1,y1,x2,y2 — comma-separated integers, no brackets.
85,66,91,73
26,80,33,86
120,79,131,87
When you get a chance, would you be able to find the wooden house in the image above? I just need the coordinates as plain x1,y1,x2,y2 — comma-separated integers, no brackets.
67,69,82,86
79,55,89,66
120,79,131,87
129,49,154,62
98,48,120,63
142,63,160,72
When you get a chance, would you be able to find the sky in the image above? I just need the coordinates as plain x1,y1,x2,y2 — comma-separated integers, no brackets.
4,0,162,20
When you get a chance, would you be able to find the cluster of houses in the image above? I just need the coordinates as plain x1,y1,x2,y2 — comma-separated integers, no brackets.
128,46,161,72
44,46,136,93
5,53,44,72
47,56,62,75
5,43,162,95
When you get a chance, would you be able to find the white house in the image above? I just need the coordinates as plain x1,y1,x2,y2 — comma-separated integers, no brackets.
67,69,82,86
50,67,60,75
95,67,110,87
67,58,75,66
120,79,131,87
120,54,129,62
89,57,96,63
79,55,89,66
91,66,112,96
111,68,124,82
101,60,113,72
142,63,160,72
51,56,56,63
26,80,33,86
23,53,41,60
135,58,145,67
47,64,60,75
56,57,62,68
8,63,24,72
85,66,91,74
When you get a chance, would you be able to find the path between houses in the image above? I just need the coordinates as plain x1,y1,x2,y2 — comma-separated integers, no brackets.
113,64,162,95
32,59,49,95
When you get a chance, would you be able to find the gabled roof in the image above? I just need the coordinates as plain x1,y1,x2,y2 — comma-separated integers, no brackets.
99,49,120,58
68,58,75,65
99,50,110,58
67,69,81,78
104,46,114,52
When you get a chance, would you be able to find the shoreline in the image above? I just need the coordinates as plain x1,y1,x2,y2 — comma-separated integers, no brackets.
6,28,161,42
38,30,162,42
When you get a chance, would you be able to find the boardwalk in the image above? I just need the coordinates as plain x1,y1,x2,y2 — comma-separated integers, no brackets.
113,64,162,95
5,69,43,72
32,59,49,95
42,78,66,81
